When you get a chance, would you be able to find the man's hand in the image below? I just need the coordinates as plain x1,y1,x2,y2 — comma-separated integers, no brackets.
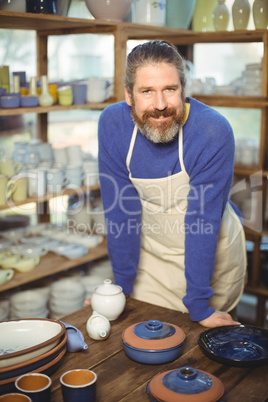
198,310,241,328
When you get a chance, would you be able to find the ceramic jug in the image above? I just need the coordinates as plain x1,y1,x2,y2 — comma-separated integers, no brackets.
86,311,111,340
253,0,268,29
60,321,88,352
232,0,250,30
213,0,230,31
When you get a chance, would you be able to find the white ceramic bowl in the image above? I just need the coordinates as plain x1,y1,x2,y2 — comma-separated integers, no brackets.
0,319,65,368
85,0,132,21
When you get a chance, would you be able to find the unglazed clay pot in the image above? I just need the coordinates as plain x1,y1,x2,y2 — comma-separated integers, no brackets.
122,319,186,364
147,366,224,401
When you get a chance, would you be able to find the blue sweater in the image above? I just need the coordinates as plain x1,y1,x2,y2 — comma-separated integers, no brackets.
98,97,235,321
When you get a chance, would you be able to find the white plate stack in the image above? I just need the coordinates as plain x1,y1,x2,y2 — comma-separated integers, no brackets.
0,301,9,322
82,258,114,300
49,278,86,320
9,290,49,320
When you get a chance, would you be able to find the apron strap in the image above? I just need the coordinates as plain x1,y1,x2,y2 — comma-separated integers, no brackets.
178,126,186,173
126,124,138,176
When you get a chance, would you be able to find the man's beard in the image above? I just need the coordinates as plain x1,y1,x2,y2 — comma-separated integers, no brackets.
131,100,186,144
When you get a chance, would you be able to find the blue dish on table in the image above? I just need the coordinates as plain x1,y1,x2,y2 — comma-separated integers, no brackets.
198,324,268,367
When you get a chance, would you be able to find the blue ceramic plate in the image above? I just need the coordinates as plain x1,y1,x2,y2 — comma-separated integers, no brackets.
198,325,268,367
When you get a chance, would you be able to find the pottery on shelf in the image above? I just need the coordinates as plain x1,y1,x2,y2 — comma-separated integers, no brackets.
166,0,196,29
212,0,230,31
26,0,57,14
133,0,166,27
85,0,132,22
192,0,218,31
232,0,250,30
253,0,268,29
38,76,53,107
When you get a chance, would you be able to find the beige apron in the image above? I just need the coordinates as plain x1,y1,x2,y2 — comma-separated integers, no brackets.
126,124,247,313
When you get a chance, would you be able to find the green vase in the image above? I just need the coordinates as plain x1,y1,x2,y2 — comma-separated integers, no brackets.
192,0,218,31
212,0,230,31
166,0,196,29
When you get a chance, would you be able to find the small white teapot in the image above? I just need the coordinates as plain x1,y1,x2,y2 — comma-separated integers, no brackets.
91,279,126,321
86,311,111,340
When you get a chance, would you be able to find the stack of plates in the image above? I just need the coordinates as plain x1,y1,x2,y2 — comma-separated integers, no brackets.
243,62,262,96
49,278,85,320
0,319,67,393
83,258,114,300
9,290,49,320
0,306,9,322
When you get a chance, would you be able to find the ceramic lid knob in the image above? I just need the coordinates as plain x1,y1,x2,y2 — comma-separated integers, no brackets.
94,279,123,295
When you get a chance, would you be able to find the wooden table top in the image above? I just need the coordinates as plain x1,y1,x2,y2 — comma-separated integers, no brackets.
48,298,268,402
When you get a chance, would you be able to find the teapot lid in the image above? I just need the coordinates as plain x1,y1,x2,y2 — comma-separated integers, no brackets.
148,367,224,402
94,279,123,295
122,320,186,350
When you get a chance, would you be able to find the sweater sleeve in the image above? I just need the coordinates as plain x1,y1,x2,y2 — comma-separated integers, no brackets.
98,105,142,294
182,108,235,321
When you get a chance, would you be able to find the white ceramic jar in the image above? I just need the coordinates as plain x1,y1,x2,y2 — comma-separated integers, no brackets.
91,279,126,321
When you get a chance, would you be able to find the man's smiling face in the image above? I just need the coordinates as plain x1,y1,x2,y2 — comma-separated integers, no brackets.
125,62,186,143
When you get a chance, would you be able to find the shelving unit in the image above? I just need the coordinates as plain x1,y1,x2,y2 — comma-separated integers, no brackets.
1,10,268,324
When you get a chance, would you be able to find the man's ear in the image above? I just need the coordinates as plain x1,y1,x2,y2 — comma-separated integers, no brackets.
124,87,132,106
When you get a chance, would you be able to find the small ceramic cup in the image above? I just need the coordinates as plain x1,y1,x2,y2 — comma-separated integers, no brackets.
60,369,97,402
57,85,73,106
0,158,22,178
0,174,8,206
6,174,28,203
0,394,31,402
15,373,52,402
0,268,14,285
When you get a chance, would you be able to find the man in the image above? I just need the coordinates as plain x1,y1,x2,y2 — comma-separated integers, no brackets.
98,40,247,328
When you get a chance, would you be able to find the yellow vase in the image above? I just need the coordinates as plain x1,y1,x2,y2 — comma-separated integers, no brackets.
192,0,218,31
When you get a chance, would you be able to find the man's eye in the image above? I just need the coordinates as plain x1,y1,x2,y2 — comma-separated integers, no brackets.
166,88,175,92
143,90,151,94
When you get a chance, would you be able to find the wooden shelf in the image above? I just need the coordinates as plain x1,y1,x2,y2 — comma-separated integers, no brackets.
0,100,115,116
194,95,268,108
0,185,100,211
0,238,108,293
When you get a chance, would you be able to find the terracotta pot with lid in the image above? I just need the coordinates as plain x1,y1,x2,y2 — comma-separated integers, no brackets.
122,319,186,364
147,366,224,402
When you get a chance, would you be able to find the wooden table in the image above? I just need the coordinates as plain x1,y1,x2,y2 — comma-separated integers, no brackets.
48,298,268,402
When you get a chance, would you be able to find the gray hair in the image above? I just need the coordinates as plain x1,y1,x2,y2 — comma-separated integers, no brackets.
124,40,186,96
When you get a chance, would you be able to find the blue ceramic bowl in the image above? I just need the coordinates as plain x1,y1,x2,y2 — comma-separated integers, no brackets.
20,95,38,107
0,93,20,108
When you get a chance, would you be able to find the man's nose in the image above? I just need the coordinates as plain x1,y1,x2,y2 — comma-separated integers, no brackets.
153,92,167,111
